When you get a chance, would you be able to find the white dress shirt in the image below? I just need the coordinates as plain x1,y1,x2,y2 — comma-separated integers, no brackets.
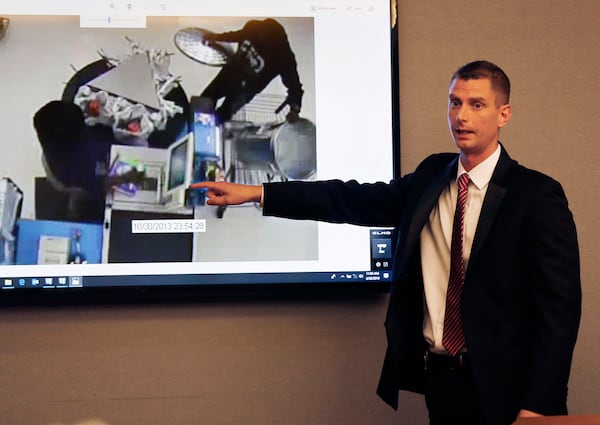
421,145,501,354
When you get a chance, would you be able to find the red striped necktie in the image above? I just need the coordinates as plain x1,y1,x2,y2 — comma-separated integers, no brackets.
442,173,471,356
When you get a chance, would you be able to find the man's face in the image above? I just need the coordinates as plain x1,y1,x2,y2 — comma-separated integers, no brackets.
447,78,511,163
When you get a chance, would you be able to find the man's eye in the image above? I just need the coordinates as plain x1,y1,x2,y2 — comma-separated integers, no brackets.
450,100,460,107
474,103,483,109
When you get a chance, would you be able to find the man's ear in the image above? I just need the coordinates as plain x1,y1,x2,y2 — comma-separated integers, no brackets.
498,104,512,128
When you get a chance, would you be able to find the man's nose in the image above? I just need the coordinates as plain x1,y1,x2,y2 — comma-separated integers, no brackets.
456,105,468,122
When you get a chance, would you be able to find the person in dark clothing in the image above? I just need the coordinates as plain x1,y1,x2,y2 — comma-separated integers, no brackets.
201,18,304,123
33,100,143,223
33,100,111,222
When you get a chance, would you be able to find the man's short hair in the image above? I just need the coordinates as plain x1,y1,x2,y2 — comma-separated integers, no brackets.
451,60,511,105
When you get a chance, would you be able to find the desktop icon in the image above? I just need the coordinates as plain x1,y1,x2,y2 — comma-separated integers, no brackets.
69,276,82,287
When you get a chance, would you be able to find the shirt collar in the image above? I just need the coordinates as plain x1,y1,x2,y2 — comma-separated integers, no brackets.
457,144,501,190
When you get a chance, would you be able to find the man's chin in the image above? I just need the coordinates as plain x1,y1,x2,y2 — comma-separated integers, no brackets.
452,138,474,151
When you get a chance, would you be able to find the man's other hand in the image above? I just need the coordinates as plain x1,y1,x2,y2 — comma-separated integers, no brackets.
189,181,262,206
285,104,301,123
108,167,145,188
514,409,544,423
202,32,218,46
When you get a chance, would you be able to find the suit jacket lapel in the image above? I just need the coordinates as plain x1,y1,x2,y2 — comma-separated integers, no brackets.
401,158,458,271
467,147,514,272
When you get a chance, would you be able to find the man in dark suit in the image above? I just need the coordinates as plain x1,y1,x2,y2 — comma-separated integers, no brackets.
190,60,581,425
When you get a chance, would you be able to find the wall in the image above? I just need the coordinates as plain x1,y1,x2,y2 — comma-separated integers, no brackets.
0,1,598,424
0,299,406,425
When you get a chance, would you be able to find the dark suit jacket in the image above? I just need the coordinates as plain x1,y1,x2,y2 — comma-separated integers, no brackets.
263,147,581,425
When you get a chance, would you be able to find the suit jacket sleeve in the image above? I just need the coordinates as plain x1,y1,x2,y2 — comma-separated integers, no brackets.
520,176,581,414
262,178,408,227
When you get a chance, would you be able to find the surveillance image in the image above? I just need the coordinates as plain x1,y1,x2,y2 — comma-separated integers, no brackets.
2,15,318,266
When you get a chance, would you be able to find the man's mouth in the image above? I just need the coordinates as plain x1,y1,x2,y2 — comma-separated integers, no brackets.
455,129,474,135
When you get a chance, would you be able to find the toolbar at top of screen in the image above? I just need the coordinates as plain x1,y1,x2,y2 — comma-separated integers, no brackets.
0,0,387,17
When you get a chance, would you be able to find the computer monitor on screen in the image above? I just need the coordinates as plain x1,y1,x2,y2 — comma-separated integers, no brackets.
163,132,195,208
0,0,399,299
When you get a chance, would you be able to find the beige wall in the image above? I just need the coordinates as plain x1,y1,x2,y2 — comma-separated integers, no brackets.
0,1,598,424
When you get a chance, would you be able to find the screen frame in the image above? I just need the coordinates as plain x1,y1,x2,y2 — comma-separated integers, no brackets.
0,3,400,304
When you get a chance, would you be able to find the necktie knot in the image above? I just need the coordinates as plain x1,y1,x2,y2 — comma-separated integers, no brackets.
457,173,470,193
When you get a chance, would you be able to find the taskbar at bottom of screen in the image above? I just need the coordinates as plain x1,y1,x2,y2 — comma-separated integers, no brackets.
0,270,393,290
